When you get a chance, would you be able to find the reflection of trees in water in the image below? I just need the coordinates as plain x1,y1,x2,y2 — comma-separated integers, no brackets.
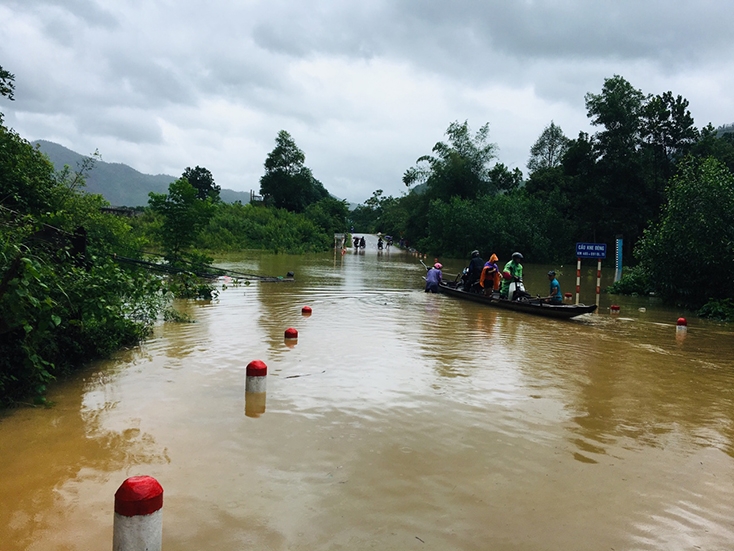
0,367,169,550
158,298,215,362
253,281,304,359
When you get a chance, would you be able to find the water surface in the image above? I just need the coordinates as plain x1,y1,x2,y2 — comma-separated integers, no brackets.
2,244,733,550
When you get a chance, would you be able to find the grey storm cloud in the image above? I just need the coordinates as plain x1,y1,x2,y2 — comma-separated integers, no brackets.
2,0,733,202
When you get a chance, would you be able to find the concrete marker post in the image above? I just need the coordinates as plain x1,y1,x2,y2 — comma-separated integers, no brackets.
245,360,267,418
113,476,163,551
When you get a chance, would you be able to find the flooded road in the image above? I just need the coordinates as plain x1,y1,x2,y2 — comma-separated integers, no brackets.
2,246,734,550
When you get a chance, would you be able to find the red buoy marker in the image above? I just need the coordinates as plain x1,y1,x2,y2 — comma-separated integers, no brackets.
284,327,298,339
301,305,312,315
113,476,163,551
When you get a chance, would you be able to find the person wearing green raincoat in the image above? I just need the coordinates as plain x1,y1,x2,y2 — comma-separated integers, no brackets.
499,252,524,298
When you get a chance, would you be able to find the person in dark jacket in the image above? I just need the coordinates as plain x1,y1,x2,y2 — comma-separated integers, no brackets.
464,250,484,292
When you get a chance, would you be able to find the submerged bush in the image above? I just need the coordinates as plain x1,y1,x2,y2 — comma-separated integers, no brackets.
606,265,653,296
698,298,734,322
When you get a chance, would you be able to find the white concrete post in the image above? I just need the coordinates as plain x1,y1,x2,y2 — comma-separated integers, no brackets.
113,475,163,551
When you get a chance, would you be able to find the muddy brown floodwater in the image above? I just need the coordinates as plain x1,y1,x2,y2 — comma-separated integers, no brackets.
2,243,734,550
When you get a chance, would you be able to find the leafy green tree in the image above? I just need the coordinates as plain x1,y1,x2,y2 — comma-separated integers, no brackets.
636,156,734,307
0,126,58,214
403,120,498,201
640,91,698,200
585,75,647,161
304,196,349,236
691,124,734,173
527,121,570,173
182,166,220,201
580,76,654,250
350,190,388,232
259,130,328,212
488,163,523,193
148,178,215,263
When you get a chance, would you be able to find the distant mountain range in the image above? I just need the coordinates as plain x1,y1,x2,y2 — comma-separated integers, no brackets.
33,140,252,207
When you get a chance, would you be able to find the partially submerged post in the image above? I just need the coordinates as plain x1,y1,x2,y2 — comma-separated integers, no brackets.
245,360,267,418
113,476,163,551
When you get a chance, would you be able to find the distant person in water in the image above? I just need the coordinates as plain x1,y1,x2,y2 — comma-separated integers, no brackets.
353,236,359,248
425,263,442,293
378,237,384,250
360,236,366,248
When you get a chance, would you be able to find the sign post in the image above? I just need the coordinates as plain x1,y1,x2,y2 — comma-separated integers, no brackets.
575,243,607,306
614,236,623,282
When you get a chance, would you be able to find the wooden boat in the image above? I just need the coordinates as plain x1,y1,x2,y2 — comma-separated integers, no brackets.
437,282,597,319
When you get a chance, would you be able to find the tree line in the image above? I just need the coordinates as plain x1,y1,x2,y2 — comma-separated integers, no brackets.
350,75,734,315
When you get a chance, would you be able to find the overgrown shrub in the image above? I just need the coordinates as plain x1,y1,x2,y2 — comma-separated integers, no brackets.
606,265,653,295
698,298,734,322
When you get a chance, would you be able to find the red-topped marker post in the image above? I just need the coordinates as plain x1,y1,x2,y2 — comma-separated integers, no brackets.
245,360,267,417
113,475,163,551
246,360,267,394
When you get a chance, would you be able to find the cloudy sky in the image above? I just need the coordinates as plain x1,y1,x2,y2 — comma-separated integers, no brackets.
2,0,733,203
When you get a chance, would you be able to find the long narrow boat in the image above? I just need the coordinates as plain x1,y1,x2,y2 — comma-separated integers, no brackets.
437,282,597,319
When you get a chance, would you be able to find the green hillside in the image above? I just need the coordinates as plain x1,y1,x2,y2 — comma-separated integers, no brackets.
33,140,251,207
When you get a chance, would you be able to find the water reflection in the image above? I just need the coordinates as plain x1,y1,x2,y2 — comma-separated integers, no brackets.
0,350,169,551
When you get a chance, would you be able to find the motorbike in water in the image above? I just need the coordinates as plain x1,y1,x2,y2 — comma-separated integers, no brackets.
507,278,532,301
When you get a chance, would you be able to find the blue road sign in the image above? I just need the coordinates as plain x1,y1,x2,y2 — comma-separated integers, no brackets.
576,242,607,259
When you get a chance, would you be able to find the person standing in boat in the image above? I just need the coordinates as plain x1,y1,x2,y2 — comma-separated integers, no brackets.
480,254,500,296
425,262,443,293
464,250,484,292
542,270,563,304
500,252,524,298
